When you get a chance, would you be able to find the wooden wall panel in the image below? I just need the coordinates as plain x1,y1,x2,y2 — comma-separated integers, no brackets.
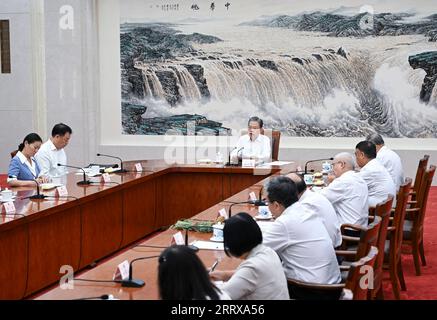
26,207,81,296
79,194,123,268
121,180,156,246
0,225,28,299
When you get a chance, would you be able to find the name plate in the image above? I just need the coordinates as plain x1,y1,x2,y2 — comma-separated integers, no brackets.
172,231,185,245
135,163,143,172
113,260,130,281
102,173,111,183
218,208,228,219
57,186,68,197
3,201,16,214
242,159,256,168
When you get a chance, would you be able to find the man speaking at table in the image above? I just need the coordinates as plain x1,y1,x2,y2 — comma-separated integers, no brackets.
230,116,271,163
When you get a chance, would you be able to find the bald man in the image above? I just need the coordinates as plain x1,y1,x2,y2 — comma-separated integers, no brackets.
320,152,369,227
286,173,341,248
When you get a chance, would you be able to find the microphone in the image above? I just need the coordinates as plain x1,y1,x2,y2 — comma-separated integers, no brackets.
185,229,199,252
8,176,47,200
96,153,127,173
304,157,334,174
228,200,266,218
57,163,91,185
121,255,160,288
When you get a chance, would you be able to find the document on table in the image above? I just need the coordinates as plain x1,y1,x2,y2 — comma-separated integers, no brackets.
190,240,224,251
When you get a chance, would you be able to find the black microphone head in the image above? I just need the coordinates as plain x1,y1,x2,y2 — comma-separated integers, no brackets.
96,153,101,156
57,163,62,166
329,157,334,160
100,294,110,300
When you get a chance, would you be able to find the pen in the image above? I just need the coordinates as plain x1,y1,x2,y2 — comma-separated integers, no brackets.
209,260,219,273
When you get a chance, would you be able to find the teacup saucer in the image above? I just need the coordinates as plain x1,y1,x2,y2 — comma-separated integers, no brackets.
254,214,273,220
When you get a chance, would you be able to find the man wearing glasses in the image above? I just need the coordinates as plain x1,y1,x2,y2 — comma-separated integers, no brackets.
230,116,271,163
35,123,73,178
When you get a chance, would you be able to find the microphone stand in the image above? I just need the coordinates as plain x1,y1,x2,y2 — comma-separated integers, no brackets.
304,157,334,174
185,229,199,252
97,153,128,173
228,199,267,218
226,147,244,167
121,255,160,288
57,163,91,186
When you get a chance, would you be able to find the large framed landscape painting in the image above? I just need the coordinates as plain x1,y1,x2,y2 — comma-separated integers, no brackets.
120,0,437,137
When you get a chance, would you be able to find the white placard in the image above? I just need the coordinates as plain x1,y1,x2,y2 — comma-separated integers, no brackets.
242,159,256,168
135,163,143,172
3,202,16,214
113,260,130,281
249,191,257,201
56,186,68,197
172,231,185,245
218,208,228,219
102,173,111,183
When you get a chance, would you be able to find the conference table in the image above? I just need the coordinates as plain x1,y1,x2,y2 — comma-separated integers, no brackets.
0,160,297,300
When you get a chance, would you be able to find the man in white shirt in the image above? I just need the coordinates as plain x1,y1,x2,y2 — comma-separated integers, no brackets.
366,133,404,191
320,152,369,227
355,141,396,207
35,123,72,177
287,173,342,248
230,116,271,163
262,176,341,299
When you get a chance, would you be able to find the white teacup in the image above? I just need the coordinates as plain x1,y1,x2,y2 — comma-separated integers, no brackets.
304,174,314,185
322,161,332,173
258,206,271,218
212,223,224,241
1,188,14,201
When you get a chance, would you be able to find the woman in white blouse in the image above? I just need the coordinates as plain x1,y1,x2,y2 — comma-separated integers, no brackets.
210,212,290,300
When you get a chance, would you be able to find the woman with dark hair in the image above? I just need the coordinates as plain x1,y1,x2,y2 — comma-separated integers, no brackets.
7,133,48,187
210,212,289,300
158,245,230,300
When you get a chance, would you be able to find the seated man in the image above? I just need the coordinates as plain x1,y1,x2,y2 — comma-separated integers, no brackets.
355,141,396,207
35,123,72,178
366,133,404,191
287,173,342,248
320,152,369,227
230,116,271,163
262,176,341,299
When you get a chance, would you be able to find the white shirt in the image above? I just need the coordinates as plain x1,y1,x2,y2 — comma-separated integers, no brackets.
377,146,404,191
222,244,290,300
299,189,342,248
17,151,38,177
231,134,271,161
263,202,341,284
357,158,396,208
320,170,369,227
35,139,67,177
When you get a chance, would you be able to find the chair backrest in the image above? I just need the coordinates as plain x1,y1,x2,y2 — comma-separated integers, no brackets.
372,198,393,271
413,155,429,196
10,150,18,158
413,165,436,236
355,215,382,260
344,246,378,300
391,178,412,260
239,129,281,161
369,196,393,298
